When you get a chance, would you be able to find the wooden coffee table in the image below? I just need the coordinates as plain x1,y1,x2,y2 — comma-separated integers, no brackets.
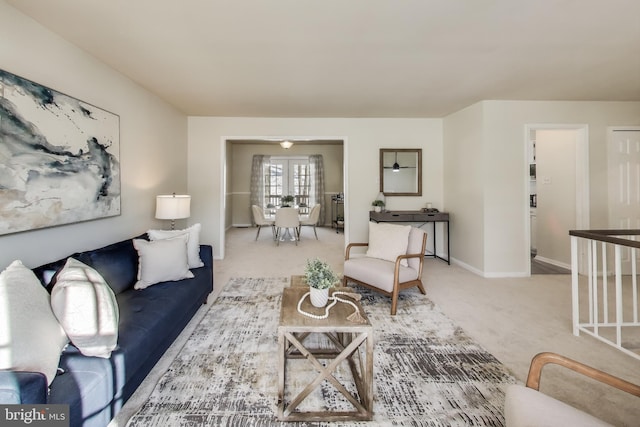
277,284,374,421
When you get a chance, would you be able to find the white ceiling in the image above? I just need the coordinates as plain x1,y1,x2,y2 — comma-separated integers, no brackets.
7,0,640,118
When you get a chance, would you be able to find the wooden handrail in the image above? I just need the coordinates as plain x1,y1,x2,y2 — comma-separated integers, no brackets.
569,229,640,249
526,352,640,397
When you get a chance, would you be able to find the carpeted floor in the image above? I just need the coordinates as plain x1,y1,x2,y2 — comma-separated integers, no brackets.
126,277,516,426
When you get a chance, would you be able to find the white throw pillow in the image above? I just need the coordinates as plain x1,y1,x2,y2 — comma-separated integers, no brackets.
50,258,119,358
147,223,204,268
133,235,194,290
366,222,412,267
0,260,68,385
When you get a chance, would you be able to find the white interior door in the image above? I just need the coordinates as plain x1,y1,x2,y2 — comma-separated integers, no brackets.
608,128,640,272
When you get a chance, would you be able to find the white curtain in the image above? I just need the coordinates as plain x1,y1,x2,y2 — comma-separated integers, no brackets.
250,155,268,224
309,155,326,225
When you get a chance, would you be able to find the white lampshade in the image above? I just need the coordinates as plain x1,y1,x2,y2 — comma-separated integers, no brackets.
155,194,191,220
280,140,294,149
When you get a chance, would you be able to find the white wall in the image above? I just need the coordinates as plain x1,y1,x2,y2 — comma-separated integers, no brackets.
536,130,577,267
443,102,485,272
0,3,188,269
445,100,640,276
187,117,444,259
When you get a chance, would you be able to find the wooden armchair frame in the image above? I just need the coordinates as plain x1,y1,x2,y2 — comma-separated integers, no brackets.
525,352,640,396
343,231,427,315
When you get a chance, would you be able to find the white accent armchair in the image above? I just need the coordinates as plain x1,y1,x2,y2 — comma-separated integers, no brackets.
505,352,640,427
343,222,427,315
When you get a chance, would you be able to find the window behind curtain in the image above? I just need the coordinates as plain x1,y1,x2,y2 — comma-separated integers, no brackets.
264,157,311,214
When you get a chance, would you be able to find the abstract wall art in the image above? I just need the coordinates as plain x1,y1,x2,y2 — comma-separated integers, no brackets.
0,69,120,235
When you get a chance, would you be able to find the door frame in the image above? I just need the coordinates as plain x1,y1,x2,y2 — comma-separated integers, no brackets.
524,124,590,275
219,137,347,259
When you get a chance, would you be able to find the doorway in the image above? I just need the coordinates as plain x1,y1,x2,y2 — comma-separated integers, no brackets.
525,124,589,275
219,138,346,258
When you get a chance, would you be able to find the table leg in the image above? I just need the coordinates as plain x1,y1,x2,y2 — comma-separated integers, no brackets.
277,331,285,419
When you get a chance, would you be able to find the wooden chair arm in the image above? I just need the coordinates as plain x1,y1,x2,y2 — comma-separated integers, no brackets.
526,352,640,397
345,242,368,260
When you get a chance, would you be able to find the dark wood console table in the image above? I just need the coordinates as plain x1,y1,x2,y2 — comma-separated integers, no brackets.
369,210,450,264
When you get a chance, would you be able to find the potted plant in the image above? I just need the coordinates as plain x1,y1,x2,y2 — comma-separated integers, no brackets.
371,199,385,212
266,203,275,215
304,258,339,307
281,195,295,207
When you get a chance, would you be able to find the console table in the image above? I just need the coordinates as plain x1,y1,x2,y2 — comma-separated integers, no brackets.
369,210,450,264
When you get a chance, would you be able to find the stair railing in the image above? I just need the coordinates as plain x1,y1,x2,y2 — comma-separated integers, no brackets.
569,229,640,360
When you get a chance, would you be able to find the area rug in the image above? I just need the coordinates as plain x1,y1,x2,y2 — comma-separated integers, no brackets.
126,277,516,426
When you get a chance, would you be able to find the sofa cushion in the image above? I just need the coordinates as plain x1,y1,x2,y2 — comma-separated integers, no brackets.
114,266,212,388
344,256,419,293
0,371,47,404
0,260,68,385
133,235,194,290
49,346,118,427
79,237,141,295
147,223,205,268
366,221,411,267
51,258,119,358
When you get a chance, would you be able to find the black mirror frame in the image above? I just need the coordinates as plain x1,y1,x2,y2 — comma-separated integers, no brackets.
379,148,422,196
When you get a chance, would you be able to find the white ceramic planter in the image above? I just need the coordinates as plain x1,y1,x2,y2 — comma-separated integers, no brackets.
309,287,329,307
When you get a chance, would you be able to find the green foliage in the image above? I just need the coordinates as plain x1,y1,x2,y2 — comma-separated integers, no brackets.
304,258,339,289
281,195,294,206
371,199,385,207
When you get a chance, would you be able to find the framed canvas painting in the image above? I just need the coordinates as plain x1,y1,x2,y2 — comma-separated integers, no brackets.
0,69,120,235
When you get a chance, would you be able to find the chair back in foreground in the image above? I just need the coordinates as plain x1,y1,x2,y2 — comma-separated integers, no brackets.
299,203,321,239
505,352,640,426
275,207,300,246
251,205,275,240
343,222,427,315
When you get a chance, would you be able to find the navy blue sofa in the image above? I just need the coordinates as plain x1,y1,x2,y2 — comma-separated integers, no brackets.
0,235,214,427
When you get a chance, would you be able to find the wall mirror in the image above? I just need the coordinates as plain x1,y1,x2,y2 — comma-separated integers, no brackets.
380,149,422,196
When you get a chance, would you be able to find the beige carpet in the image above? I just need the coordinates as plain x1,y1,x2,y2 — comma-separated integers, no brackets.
110,226,640,427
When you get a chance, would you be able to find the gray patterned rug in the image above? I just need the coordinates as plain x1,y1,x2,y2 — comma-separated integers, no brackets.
126,277,516,426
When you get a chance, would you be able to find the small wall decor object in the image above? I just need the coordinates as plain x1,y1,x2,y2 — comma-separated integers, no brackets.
0,69,120,235
380,148,422,196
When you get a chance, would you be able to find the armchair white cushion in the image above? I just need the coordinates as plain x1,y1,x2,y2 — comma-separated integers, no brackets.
505,384,611,427
344,223,427,314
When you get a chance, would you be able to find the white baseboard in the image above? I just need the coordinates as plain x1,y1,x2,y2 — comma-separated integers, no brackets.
451,257,528,278
534,255,570,271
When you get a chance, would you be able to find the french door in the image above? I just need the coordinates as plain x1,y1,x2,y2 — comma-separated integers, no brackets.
265,157,311,213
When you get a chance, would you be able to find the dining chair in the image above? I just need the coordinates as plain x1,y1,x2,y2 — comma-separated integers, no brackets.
298,204,321,239
251,205,275,241
275,207,300,246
